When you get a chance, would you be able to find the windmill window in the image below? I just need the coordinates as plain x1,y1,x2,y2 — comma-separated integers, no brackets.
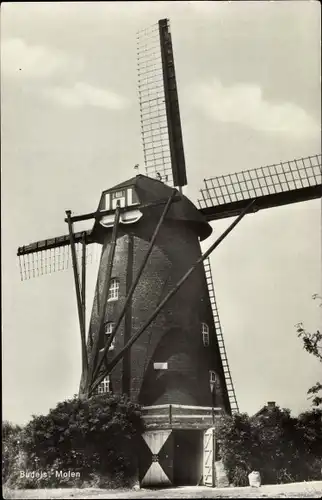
108,278,119,301
97,376,110,394
209,370,217,384
104,322,116,350
202,323,210,346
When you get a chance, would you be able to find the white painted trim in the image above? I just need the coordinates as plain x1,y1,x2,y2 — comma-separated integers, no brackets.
141,404,222,411
153,362,168,370
142,415,169,419
171,404,220,411
142,404,170,410
172,415,214,419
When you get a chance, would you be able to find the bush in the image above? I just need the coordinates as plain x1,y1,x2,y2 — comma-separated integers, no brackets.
2,421,23,484
5,393,145,489
217,412,255,486
217,405,322,486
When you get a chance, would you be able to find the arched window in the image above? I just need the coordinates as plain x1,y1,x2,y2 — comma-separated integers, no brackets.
97,375,110,394
108,278,119,301
202,322,210,346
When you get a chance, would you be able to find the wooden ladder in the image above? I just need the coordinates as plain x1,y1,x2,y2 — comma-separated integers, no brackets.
203,257,239,414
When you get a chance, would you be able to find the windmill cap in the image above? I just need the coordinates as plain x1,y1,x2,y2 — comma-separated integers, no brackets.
95,174,212,241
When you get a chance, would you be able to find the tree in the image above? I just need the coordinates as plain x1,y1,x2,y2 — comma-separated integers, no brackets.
296,294,322,407
2,421,23,484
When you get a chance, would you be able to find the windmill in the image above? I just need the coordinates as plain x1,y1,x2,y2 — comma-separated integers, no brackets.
17,18,321,487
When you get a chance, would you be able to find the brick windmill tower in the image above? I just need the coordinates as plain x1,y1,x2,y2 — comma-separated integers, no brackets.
18,18,321,488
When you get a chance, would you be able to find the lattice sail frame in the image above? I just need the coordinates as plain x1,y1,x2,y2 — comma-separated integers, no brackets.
18,240,101,281
198,154,322,210
137,22,173,186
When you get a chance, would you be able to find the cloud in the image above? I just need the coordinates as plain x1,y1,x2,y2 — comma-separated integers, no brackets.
190,78,320,139
1,38,81,79
1,37,128,112
44,82,129,110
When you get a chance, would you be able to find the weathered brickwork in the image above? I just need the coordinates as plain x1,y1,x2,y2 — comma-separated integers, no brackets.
87,177,231,413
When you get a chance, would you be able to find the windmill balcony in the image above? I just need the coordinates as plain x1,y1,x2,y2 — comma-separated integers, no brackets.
141,404,224,430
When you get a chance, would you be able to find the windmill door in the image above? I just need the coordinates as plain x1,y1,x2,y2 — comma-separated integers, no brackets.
203,427,215,486
139,430,173,487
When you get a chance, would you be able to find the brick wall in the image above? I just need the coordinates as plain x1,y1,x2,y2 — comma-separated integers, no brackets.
87,194,231,413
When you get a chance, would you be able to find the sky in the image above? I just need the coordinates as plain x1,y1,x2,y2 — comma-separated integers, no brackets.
2,1,321,425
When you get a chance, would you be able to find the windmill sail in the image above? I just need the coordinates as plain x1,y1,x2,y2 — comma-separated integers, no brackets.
199,154,322,221
137,19,187,188
17,231,101,281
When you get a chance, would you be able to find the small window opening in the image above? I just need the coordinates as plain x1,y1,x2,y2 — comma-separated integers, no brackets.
99,322,116,352
202,322,210,346
97,376,110,394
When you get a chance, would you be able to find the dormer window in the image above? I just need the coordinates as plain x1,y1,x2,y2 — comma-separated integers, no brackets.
202,322,210,346
97,376,110,394
108,278,119,301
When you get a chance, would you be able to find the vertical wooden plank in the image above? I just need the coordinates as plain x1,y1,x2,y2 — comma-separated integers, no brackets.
203,427,215,486
141,430,173,487
81,231,86,335
123,233,133,396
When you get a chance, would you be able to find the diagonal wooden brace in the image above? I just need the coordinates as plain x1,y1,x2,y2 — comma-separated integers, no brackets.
90,189,177,388
65,211,88,395
87,205,121,389
91,199,256,394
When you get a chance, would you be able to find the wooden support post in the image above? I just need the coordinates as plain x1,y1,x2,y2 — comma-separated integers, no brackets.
81,231,86,333
91,199,256,394
87,205,121,387
91,190,177,388
122,233,134,396
65,210,88,394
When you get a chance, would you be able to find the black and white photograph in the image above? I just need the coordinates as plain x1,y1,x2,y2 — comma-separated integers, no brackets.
2,1,322,498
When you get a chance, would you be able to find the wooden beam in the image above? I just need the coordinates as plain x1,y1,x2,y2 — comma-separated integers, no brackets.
65,211,88,394
17,230,94,256
122,233,134,396
64,195,181,224
87,205,121,389
81,232,86,336
91,199,256,394
200,184,322,222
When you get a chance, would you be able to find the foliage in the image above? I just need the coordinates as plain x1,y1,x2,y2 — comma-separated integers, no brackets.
296,294,322,407
4,393,144,489
217,405,322,486
2,421,24,484
295,407,322,479
216,412,254,486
